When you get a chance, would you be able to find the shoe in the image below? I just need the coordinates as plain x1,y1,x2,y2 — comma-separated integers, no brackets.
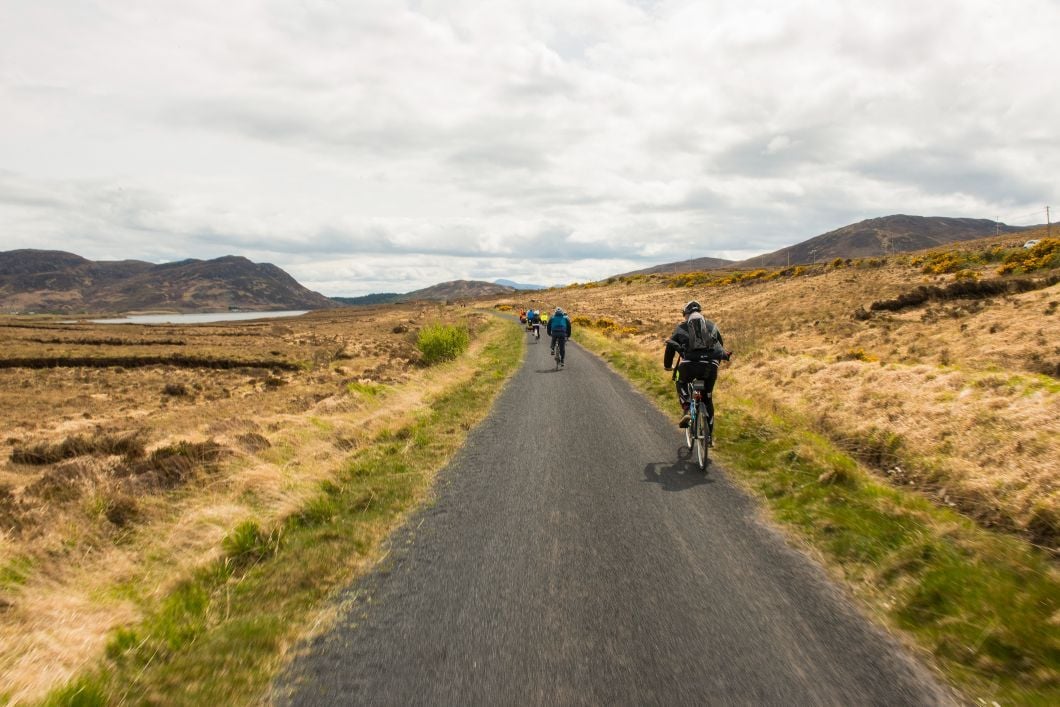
708,435,715,448
679,414,691,428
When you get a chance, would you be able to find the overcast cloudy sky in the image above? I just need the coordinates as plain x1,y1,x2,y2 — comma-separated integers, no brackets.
1,1,1057,295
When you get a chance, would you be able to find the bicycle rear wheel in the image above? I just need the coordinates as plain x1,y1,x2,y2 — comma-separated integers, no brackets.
684,405,694,450
694,407,708,470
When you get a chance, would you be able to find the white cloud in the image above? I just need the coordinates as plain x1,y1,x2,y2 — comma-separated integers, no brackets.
1,0,1057,295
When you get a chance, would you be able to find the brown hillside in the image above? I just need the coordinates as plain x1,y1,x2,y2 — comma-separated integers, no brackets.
399,279,516,302
735,215,1035,269
615,255,735,277
500,226,1060,549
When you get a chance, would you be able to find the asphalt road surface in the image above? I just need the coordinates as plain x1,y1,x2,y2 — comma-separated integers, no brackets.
277,332,953,706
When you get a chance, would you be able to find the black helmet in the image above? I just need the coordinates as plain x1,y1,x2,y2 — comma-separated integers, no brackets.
682,300,701,316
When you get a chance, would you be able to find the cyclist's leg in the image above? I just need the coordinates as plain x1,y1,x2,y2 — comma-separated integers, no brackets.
676,361,695,415
702,361,719,436
558,336,566,362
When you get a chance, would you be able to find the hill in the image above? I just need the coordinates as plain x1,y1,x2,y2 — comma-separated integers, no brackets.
501,226,1059,547
0,250,339,314
614,255,734,277
734,215,1034,268
332,280,517,306
494,228,1060,701
494,278,547,290
401,279,515,301
331,293,402,306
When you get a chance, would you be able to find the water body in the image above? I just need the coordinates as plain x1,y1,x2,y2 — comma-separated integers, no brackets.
88,310,309,325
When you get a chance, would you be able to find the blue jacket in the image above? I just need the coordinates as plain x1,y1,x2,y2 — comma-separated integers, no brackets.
547,314,571,338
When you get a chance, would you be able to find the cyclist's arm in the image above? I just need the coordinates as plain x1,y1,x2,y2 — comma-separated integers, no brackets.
663,338,682,369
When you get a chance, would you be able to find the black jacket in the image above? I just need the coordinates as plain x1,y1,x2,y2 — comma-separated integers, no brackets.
664,317,726,367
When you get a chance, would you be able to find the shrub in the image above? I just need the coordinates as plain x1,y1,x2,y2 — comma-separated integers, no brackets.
997,238,1060,275
416,324,470,364
221,520,273,565
162,383,189,396
838,348,878,362
10,432,146,465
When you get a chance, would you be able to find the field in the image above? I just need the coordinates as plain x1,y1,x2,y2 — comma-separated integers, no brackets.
493,230,1059,700
0,304,491,703
499,228,1060,550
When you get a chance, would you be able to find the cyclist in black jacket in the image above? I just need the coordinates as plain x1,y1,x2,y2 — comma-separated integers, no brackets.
664,301,730,438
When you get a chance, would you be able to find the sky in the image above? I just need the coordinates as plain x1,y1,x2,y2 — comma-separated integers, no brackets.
1,0,1057,296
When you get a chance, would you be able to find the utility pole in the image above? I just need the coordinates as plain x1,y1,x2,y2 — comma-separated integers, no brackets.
995,217,1000,238
1048,206,1052,238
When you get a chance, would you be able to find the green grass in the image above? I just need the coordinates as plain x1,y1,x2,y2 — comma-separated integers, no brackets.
574,328,1060,705
42,317,524,706
0,555,35,591
346,380,387,397
416,323,471,364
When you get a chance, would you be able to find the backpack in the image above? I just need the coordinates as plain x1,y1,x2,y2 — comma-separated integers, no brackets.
685,312,718,353
551,314,569,337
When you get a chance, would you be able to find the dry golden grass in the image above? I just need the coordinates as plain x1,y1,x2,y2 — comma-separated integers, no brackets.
0,303,488,703
496,230,1059,549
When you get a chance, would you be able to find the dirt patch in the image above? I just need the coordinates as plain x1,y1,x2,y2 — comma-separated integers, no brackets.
0,355,302,371
869,273,1060,312
236,433,271,453
10,432,146,466
115,440,230,490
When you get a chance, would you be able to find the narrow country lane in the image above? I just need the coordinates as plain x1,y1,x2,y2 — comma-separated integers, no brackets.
277,330,953,706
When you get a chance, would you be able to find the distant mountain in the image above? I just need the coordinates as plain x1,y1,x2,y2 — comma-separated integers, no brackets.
401,280,516,302
0,249,339,314
734,215,1034,269
331,293,402,306
331,280,517,307
494,278,547,290
614,256,735,278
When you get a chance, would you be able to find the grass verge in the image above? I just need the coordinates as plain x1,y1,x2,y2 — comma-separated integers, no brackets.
574,328,1059,705
39,317,523,706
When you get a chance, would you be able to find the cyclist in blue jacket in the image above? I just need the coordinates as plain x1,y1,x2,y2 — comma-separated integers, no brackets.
547,307,572,366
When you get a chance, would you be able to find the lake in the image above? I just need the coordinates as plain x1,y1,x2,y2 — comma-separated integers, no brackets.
87,310,310,325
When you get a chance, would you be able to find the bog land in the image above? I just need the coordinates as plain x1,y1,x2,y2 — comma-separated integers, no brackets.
0,304,522,704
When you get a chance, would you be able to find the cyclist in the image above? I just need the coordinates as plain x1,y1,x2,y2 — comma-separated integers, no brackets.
663,301,730,441
529,308,542,338
525,308,536,331
547,307,572,366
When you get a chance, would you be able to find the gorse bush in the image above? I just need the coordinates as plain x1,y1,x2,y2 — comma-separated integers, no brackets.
997,238,1060,275
417,324,470,364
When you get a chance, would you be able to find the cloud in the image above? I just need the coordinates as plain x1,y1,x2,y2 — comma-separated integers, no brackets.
1,0,1057,296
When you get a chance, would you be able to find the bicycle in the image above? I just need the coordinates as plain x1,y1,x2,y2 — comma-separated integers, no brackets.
684,377,710,470
552,335,566,369
666,339,714,470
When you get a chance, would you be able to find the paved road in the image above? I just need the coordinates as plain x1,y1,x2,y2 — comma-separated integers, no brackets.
278,332,952,705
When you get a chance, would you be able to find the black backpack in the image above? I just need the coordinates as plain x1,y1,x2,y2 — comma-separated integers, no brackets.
686,312,719,354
